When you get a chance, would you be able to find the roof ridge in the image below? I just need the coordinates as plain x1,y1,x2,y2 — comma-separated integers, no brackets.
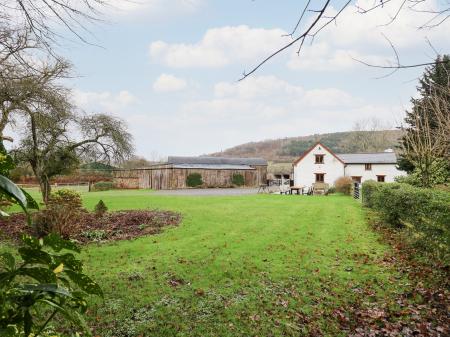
337,152,396,155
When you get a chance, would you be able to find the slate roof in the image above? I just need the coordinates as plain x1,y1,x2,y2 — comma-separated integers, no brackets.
173,164,254,170
336,152,397,164
167,156,267,166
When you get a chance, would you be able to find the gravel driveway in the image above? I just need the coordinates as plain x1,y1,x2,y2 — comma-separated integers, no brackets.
153,188,262,196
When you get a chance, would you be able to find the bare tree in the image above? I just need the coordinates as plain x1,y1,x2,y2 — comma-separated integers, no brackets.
242,0,450,80
0,57,71,141
343,117,397,152
401,84,450,187
1,1,107,48
13,107,133,202
0,58,133,201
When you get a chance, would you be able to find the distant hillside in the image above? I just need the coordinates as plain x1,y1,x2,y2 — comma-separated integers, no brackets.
210,130,403,163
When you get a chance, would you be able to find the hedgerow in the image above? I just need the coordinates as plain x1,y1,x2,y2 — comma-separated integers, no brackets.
93,181,115,191
361,181,450,258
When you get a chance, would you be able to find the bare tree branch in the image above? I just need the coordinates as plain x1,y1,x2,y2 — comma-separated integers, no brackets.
241,0,450,79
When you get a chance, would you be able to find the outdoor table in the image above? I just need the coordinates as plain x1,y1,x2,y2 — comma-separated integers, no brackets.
290,186,305,195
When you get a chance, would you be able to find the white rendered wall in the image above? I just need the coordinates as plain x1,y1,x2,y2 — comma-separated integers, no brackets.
293,144,344,187
345,164,407,183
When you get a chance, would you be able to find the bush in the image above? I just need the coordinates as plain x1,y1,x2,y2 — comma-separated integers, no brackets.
92,181,115,191
0,174,102,336
49,188,83,208
95,199,108,217
0,234,103,335
232,173,245,186
334,176,353,195
361,180,381,208
364,182,450,257
82,229,107,242
327,186,336,194
34,188,84,238
186,173,203,187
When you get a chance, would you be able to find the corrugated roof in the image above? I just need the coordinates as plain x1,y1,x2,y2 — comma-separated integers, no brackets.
168,156,267,166
173,164,254,170
337,152,397,164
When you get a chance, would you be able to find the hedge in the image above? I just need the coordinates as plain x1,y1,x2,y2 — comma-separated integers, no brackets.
361,180,381,208
92,181,115,191
362,181,450,257
232,173,245,186
186,173,203,187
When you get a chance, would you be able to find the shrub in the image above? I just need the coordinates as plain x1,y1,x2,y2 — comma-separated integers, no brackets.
95,199,108,217
0,234,103,335
186,173,203,187
327,186,336,194
334,176,353,195
93,181,115,191
361,180,381,208
34,188,84,238
0,174,102,336
232,173,245,186
365,182,450,257
82,229,108,242
49,188,83,208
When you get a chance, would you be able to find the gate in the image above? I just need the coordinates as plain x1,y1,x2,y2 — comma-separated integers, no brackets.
353,182,360,200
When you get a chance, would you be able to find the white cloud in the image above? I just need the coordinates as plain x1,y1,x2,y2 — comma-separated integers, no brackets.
153,74,187,92
70,76,405,157
72,89,137,113
286,0,450,71
149,25,289,68
287,43,390,71
173,76,401,153
106,0,203,17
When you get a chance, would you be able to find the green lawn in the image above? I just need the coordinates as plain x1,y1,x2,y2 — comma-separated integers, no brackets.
5,190,400,336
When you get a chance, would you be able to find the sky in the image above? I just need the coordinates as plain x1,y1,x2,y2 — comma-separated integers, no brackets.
52,0,449,158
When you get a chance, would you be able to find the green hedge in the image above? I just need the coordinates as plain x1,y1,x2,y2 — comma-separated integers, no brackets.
362,181,450,257
186,173,203,187
92,181,115,191
361,180,381,208
232,173,245,186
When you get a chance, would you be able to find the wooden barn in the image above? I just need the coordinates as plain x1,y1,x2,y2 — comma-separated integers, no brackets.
113,156,268,190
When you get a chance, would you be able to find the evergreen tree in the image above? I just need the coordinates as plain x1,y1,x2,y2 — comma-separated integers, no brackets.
398,55,450,175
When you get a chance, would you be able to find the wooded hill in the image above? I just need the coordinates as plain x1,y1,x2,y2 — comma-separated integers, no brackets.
210,130,403,163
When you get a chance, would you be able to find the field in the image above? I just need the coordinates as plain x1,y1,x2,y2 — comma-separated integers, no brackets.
4,190,401,336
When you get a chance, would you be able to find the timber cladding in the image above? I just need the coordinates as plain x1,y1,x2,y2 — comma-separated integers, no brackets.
112,162,268,190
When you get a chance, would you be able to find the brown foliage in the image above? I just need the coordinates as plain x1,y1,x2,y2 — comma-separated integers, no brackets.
33,189,84,238
1,209,181,243
334,176,353,195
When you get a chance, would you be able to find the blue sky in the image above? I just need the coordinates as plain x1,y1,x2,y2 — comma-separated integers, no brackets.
56,0,449,158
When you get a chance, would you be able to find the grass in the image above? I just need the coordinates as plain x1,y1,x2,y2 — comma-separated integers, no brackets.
4,189,400,336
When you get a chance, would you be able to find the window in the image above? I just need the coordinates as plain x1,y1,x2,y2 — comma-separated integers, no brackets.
351,176,362,183
315,173,325,182
315,155,324,164
377,175,385,182
365,163,372,171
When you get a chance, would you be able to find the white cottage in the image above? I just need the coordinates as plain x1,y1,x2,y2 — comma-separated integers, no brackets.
292,142,406,187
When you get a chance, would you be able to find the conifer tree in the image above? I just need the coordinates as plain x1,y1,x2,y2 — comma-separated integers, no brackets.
398,55,450,178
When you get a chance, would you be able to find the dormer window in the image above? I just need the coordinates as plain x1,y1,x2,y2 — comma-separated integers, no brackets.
365,163,372,171
315,155,324,164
